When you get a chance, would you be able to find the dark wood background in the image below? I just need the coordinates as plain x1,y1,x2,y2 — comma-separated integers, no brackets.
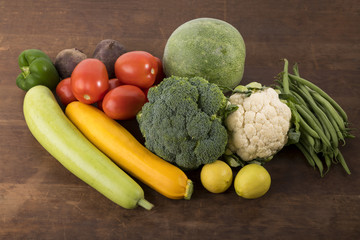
1,0,359,239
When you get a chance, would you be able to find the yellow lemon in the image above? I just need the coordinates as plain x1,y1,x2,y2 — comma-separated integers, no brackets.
200,160,233,193
234,163,271,199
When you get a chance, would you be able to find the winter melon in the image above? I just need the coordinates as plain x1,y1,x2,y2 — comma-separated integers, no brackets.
163,18,246,90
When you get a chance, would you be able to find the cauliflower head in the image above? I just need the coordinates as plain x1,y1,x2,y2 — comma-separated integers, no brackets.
137,76,229,170
225,83,292,161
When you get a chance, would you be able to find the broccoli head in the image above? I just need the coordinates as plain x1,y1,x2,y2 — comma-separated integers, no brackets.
137,76,229,170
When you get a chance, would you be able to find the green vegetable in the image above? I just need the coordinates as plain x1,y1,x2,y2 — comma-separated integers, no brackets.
276,59,354,176
23,85,153,210
137,76,230,170
163,18,246,90
288,73,348,122
16,49,60,91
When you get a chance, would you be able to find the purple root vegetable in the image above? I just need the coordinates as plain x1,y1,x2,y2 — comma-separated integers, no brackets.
92,39,127,78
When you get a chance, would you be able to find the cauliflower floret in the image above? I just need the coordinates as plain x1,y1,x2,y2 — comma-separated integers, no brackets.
225,86,292,161
228,92,245,104
226,105,244,132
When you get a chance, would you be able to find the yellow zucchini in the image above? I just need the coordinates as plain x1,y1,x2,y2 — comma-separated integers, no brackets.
65,101,193,200
23,86,153,210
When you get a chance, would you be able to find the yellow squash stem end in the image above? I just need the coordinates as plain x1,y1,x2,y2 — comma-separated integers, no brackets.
184,179,194,200
138,198,154,210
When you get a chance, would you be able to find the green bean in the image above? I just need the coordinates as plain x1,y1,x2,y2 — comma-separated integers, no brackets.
313,137,322,153
291,91,324,129
290,89,307,106
278,63,302,134
301,133,322,154
282,59,290,94
297,103,323,130
295,105,326,139
318,102,345,145
329,116,345,145
292,63,300,77
288,74,348,122
335,149,351,175
298,84,338,149
289,84,328,135
292,85,332,150
309,149,324,177
289,83,309,104
298,137,324,176
311,91,346,131
278,61,352,176
300,131,316,149
295,142,315,168
294,83,352,146
299,144,324,177
297,113,320,139
324,154,332,176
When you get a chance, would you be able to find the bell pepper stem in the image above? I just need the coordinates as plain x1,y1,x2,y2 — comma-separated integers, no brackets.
21,66,31,78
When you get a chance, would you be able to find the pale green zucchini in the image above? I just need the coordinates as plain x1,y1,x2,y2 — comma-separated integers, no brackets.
23,85,153,210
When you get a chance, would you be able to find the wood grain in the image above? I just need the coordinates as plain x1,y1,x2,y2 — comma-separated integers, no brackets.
1,0,359,239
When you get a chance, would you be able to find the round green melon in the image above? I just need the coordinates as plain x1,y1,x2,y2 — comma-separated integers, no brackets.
163,18,246,90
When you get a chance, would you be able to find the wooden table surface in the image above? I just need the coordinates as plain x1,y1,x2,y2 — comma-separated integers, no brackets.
1,0,359,239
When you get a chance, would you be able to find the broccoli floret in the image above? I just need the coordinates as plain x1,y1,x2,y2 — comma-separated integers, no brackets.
137,76,228,170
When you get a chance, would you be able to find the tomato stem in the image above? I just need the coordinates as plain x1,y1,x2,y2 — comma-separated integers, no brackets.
83,94,91,100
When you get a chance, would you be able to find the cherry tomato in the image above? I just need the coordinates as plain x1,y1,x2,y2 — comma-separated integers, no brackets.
102,85,146,120
114,51,158,88
71,58,109,104
97,78,122,111
56,77,77,106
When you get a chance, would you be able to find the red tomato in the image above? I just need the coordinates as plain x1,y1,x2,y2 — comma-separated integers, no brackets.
114,51,158,88
102,85,146,120
142,87,150,102
140,58,164,103
97,78,122,110
108,78,122,90
71,58,109,104
56,77,77,106
154,57,165,85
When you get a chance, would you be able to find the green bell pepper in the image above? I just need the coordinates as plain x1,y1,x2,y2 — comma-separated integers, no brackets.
16,49,60,91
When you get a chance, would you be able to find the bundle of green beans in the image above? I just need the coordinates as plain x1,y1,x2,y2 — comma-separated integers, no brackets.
276,59,354,177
